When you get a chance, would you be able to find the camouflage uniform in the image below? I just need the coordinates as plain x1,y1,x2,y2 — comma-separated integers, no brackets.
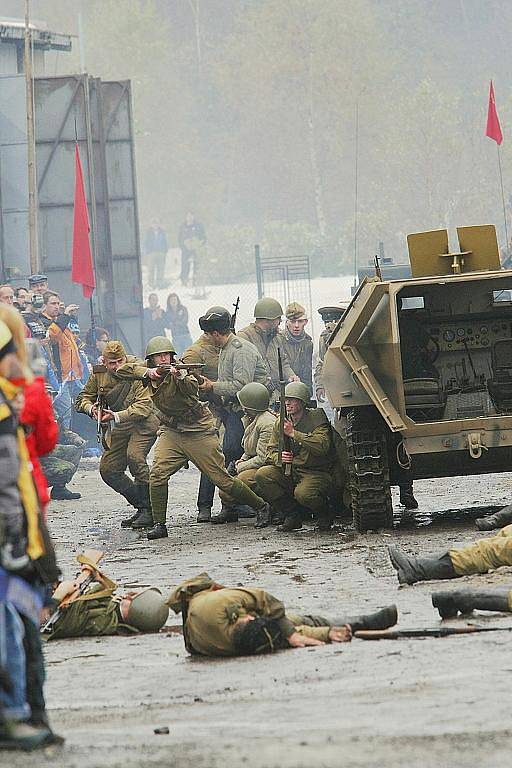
40,429,85,488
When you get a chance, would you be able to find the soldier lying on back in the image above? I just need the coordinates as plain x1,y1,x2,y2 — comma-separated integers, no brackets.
41,553,168,640
167,573,397,657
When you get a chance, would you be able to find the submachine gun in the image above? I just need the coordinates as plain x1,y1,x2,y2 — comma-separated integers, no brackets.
277,349,292,477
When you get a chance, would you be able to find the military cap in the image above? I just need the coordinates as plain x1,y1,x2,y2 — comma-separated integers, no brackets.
318,304,348,322
199,306,231,332
28,273,48,285
254,297,283,320
102,340,127,360
286,302,307,321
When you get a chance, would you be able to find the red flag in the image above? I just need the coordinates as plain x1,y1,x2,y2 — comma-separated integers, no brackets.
486,80,503,145
71,144,96,298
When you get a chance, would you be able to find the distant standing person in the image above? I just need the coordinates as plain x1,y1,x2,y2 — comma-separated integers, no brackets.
178,211,206,287
165,293,192,355
143,293,167,343
144,218,168,289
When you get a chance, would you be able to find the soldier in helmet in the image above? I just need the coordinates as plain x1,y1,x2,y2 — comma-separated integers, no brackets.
229,382,276,504
43,554,169,640
115,335,273,539
167,572,397,657
281,302,313,394
75,341,159,528
197,306,271,523
256,381,337,532
238,298,298,403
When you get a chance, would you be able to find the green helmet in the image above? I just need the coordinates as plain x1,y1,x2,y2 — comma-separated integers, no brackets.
284,381,310,404
254,297,283,320
126,587,169,632
145,336,175,359
237,382,270,412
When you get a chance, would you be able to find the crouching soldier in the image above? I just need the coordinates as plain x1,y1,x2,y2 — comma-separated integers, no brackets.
255,381,336,531
41,553,169,640
75,341,159,528
167,573,398,657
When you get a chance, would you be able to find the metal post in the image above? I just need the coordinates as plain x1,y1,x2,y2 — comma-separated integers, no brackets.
352,100,359,289
497,144,509,248
255,244,263,299
24,0,38,273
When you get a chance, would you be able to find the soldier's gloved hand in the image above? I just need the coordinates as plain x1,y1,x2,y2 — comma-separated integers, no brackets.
287,632,324,648
328,625,352,643
316,387,326,403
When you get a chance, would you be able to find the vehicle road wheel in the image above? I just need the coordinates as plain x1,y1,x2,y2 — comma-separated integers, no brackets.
345,406,393,532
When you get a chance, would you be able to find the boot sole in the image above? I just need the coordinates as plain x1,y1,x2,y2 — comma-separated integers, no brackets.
387,546,416,585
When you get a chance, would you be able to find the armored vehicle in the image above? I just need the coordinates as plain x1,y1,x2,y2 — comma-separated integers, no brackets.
324,225,512,531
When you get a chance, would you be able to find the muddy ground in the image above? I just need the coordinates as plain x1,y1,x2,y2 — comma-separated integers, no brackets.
10,461,512,768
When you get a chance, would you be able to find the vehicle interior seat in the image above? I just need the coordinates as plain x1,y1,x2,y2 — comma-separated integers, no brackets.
488,340,512,412
404,377,446,419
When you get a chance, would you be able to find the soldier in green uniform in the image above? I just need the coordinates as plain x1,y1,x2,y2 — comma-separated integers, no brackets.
116,336,272,539
281,302,313,394
256,381,336,532
40,428,85,500
42,554,169,640
197,306,271,523
182,328,222,522
238,298,298,403
167,573,398,657
75,341,159,528
230,382,276,496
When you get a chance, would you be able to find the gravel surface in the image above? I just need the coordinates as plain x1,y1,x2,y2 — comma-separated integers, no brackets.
10,460,512,767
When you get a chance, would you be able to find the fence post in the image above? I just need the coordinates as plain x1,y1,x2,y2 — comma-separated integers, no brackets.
254,243,263,299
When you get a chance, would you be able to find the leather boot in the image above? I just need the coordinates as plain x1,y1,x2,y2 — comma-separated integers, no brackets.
121,510,141,528
211,505,239,524
336,604,398,632
432,587,511,619
234,504,256,519
254,502,272,529
475,504,512,531
277,513,302,532
196,506,212,523
147,523,168,540
51,486,81,501
399,483,418,510
131,509,154,529
388,546,457,585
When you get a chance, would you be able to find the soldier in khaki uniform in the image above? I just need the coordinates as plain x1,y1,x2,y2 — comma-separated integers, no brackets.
256,381,336,532
281,302,313,394
197,306,271,523
75,341,159,528
167,573,398,657
238,298,298,402
116,336,272,539
182,331,221,522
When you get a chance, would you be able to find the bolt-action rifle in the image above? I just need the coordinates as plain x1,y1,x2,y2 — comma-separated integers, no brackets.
231,296,240,333
40,549,107,634
277,349,292,477
354,624,512,641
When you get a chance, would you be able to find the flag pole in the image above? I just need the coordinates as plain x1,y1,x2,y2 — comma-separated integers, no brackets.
353,99,359,289
497,144,509,247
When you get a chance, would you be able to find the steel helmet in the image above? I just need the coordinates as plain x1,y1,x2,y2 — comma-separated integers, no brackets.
126,587,169,632
145,336,176,359
284,381,310,404
236,382,270,412
254,297,283,320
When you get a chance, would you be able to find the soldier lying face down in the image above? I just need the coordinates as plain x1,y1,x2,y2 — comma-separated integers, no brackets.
167,573,398,657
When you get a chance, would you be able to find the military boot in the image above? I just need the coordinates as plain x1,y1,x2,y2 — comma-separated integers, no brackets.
475,504,512,531
254,502,272,529
196,506,212,523
147,523,168,540
432,587,511,619
399,481,418,510
278,513,302,532
211,505,239,524
51,485,81,501
337,604,398,633
131,484,154,529
388,546,457,585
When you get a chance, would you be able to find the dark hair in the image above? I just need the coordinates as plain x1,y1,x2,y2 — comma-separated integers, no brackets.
14,287,27,297
232,618,286,655
85,326,109,346
43,290,59,304
166,293,183,313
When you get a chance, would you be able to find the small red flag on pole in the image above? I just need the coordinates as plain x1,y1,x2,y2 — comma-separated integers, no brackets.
71,144,96,298
486,80,503,145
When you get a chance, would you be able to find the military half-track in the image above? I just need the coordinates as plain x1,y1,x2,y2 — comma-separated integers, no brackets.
324,225,512,531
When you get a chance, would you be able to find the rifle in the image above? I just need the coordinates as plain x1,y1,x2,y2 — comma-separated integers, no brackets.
354,624,512,641
96,392,105,443
277,348,292,477
41,549,106,634
155,362,205,383
231,296,240,333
